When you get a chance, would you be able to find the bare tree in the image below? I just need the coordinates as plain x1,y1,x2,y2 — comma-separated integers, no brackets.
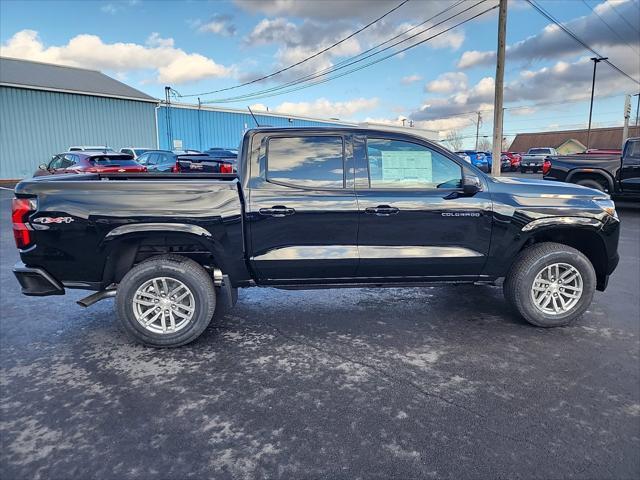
477,137,492,151
444,130,464,151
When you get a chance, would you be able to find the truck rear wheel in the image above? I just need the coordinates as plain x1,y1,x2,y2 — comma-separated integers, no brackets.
116,255,216,347
575,178,606,193
503,242,596,327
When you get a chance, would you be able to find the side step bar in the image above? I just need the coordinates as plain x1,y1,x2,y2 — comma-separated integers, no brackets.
77,289,116,308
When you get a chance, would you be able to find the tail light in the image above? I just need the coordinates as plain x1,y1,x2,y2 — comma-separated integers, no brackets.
542,158,551,175
220,163,233,174
172,162,181,173
12,197,37,249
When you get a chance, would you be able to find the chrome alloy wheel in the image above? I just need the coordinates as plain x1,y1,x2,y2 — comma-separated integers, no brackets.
132,277,195,334
531,263,583,315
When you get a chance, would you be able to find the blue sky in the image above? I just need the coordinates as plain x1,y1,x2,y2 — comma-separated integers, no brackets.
1,0,638,149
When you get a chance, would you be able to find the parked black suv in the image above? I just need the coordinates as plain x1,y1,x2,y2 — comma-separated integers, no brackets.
12,127,620,347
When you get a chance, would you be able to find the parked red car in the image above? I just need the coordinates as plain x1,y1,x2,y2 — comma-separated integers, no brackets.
34,152,146,177
500,151,521,171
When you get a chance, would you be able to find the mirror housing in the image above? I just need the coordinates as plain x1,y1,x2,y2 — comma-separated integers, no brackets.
38,163,48,171
461,174,482,196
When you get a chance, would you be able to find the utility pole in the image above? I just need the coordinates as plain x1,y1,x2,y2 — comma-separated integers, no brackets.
586,57,607,150
475,111,482,151
622,95,631,147
491,0,508,177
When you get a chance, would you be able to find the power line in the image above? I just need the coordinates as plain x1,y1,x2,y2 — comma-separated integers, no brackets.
580,0,640,55
178,0,411,98
526,0,639,86
200,0,489,103
608,0,640,36
202,1,495,104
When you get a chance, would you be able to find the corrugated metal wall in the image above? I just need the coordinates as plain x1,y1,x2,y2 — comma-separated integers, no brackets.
0,87,157,179
156,106,345,151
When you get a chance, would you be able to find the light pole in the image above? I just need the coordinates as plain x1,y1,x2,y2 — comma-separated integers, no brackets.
586,57,607,150
634,93,640,127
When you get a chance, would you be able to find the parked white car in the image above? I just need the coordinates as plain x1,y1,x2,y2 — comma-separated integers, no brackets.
68,146,116,152
120,148,153,159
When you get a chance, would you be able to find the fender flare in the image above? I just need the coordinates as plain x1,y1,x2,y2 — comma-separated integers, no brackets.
566,168,615,192
103,222,212,241
521,216,603,232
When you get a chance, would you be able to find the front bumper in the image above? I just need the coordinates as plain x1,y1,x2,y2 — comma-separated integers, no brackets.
13,261,65,296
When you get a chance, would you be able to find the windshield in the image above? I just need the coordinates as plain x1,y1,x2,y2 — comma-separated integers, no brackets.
528,148,551,154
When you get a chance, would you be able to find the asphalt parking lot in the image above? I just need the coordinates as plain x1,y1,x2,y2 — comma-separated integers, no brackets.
1,180,639,480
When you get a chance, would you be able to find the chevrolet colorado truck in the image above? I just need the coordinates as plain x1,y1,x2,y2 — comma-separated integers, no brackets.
12,127,620,347
543,137,640,199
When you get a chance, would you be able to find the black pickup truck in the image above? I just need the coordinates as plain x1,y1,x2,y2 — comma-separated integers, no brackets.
12,127,620,347
543,137,640,199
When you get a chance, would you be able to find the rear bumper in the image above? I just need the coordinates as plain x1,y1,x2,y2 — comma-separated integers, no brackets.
13,262,65,296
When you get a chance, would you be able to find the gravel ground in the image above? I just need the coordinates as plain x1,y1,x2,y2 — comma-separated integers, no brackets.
1,180,638,480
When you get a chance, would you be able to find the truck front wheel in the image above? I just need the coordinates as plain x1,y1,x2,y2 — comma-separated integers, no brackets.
503,242,596,327
116,255,216,347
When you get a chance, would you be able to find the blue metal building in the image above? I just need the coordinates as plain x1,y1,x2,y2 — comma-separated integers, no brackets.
1,57,157,180
0,57,352,180
157,104,348,151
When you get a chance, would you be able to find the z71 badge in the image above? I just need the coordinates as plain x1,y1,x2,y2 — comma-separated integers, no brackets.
32,216,75,224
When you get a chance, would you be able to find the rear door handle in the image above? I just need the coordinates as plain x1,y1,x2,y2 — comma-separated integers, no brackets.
259,206,296,217
365,205,399,216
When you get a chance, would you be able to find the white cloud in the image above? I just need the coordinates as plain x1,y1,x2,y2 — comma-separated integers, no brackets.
235,0,462,22
509,106,537,116
100,0,139,15
425,72,468,93
0,29,233,85
457,0,640,69
250,97,379,118
195,14,237,37
412,42,638,123
101,3,119,15
240,2,467,84
401,74,423,85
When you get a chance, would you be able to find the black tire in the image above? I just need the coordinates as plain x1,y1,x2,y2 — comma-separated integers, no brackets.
575,178,606,192
503,242,596,327
116,255,216,347
520,167,527,174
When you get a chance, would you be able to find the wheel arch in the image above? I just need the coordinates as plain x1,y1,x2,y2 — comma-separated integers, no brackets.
566,168,615,192
100,227,225,287
516,225,608,290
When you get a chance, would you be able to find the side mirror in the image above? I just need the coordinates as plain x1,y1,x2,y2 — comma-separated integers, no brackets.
462,175,482,195
38,163,48,171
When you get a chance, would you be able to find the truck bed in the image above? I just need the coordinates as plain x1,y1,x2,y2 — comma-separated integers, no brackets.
15,173,248,289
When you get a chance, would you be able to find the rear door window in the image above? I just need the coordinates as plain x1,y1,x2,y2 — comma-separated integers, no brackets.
266,136,344,189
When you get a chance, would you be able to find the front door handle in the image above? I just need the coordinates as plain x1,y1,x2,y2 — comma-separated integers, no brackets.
259,206,296,217
365,205,399,216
